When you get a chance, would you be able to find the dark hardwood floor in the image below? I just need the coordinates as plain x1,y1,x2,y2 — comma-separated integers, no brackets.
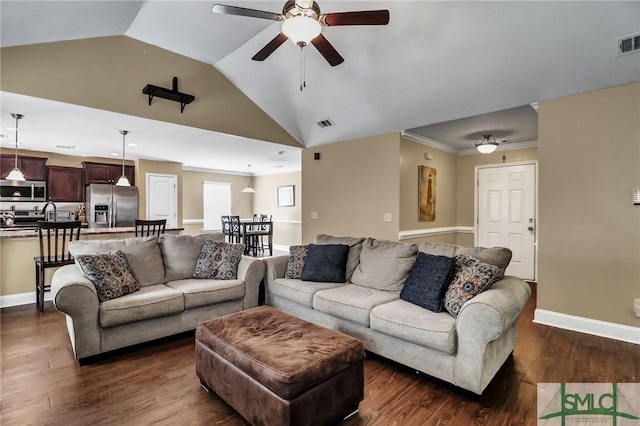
1,284,638,425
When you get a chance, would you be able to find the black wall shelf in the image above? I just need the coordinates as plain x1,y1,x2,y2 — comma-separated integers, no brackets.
142,77,195,113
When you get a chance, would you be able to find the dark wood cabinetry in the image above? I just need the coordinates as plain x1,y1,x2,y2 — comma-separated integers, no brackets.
0,154,47,181
47,166,84,202
82,162,135,186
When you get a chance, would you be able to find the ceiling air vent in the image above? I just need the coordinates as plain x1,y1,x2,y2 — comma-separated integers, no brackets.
316,119,333,128
618,33,640,56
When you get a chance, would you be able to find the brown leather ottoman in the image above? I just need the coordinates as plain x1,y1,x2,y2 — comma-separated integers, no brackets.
195,306,365,426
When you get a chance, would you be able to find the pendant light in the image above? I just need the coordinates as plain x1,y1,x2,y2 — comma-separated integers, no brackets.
5,113,26,181
475,133,499,154
115,130,131,186
241,164,256,193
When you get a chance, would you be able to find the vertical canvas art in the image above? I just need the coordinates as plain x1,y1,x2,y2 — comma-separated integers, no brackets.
419,166,436,221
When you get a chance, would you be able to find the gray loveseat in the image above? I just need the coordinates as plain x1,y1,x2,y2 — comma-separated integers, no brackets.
263,235,531,395
51,233,266,362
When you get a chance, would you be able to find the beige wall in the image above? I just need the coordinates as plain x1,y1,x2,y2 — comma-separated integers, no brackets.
181,169,253,235
254,172,302,247
301,133,400,243
537,82,640,327
1,36,301,148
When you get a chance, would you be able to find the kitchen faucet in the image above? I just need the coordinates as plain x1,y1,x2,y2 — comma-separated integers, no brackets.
41,199,57,221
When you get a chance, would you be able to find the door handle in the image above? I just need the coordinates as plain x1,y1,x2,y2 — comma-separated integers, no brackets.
528,226,534,232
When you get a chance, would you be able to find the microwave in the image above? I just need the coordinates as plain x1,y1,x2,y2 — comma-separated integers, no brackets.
0,180,46,202
48,210,76,222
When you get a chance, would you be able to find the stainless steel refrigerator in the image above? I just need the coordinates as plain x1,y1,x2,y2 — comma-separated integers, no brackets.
86,184,139,228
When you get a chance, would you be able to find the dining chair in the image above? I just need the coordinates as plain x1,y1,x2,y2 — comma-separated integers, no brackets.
34,220,82,312
221,215,231,242
246,216,273,256
229,216,242,243
135,219,167,237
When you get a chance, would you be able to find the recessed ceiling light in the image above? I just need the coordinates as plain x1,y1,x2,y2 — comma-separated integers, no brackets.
55,144,75,149
274,165,284,168
110,152,119,156
128,143,137,147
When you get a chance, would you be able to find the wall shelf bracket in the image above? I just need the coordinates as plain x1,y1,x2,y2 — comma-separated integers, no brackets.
142,77,195,113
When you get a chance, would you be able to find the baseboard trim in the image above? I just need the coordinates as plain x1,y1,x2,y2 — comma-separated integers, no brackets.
533,309,640,345
1,291,51,309
272,244,290,253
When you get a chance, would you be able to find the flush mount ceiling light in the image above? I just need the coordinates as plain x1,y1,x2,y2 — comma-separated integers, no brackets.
115,130,131,186
5,113,26,181
475,134,499,154
241,164,256,193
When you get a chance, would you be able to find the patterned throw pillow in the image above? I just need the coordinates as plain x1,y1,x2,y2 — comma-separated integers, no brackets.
400,252,455,312
285,245,309,279
444,254,498,317
192,240,245,280
75,250,139,302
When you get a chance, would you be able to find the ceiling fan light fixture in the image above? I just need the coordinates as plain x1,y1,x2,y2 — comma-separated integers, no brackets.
281,15,321,45
475,134,499,154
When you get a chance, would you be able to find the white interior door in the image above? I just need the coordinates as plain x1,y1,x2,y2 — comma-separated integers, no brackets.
203,181,231,231
476,163,536,280
146,173,177,227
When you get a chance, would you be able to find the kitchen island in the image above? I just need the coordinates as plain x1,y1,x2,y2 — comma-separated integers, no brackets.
0,226,184,307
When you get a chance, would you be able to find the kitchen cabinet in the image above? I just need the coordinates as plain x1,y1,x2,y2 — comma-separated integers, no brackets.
47,166,84,201
0,154,47,181
82,162,135,186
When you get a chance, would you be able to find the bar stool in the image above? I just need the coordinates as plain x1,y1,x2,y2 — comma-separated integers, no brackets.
135,219,166,237
34,220,82,312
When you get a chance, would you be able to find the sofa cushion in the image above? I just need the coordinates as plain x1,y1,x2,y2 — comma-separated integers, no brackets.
370,300,457,354
99,284,184,328
315,235,365,282
313,284,399,327
400,252,454,312
417,242,458,258
75,250,139,302
166,278,245,309
300,244,349,283
350,238,417,292
456,246,511,280
193,240,245,280
444,254,498,317
159,233,225,281
69,236,165,287
268,278,347,308
285,245,309,279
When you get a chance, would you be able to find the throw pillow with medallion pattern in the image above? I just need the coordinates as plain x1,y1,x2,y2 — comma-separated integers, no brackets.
285,245,309,279
75,250,139,302
444,254,498,317
193,240,245,280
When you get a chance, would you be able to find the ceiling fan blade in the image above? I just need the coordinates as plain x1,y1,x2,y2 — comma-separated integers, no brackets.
212,4,283,21
311,34,344,67
321,10,390,26
252,33,289,61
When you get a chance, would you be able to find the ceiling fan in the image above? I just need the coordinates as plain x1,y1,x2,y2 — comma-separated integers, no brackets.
212,0,390,67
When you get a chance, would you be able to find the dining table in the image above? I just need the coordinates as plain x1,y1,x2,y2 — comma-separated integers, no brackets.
240,219,273,256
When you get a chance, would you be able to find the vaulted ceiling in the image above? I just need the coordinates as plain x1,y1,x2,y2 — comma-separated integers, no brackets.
1,1,638,173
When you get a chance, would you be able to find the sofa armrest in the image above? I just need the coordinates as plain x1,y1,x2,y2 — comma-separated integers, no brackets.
51,264,101,359
238,255,266,309
453,276,531,393
263,255,288,284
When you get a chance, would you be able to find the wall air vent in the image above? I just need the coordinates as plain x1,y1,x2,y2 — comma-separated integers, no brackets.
618,33,640,56
316,119,333,128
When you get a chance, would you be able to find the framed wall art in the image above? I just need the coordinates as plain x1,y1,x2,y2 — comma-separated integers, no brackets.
277,185,295,207
419,166,436,221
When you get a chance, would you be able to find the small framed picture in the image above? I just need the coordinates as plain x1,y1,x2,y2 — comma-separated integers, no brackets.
277,185,295,207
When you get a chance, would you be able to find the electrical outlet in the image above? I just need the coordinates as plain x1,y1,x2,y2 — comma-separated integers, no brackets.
634,299,640,317
310,211,318,219
384,213,392,222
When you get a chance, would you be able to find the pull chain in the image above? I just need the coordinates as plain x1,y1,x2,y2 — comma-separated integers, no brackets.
299,46,307,91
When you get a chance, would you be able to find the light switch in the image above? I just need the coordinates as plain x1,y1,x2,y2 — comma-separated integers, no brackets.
311,211,318,219
384,213,392,222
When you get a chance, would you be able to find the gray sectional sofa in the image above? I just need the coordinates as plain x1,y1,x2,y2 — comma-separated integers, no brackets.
263,235,532,395
51,233,266,361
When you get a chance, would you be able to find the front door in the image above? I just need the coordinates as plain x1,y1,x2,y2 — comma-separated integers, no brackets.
146,173,177,228
476,163,536,280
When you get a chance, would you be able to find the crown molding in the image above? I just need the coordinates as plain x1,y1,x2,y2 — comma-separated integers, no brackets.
400,131,459,155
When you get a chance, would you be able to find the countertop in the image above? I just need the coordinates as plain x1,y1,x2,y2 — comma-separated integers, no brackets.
0,226,184,240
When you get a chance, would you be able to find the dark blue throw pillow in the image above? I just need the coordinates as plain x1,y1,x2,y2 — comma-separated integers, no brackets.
400,252,455,312
300,244,350,283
